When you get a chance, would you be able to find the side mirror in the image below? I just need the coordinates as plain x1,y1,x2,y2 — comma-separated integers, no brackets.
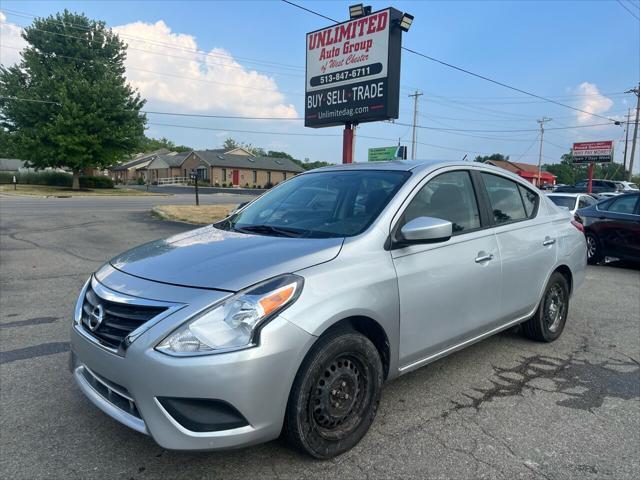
398,216,453,244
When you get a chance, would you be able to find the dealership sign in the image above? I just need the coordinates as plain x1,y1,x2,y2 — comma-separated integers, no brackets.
368,146,406,161
572,141,614,163
305,8,403,128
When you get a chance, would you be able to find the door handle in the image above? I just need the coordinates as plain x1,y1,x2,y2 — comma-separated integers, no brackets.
543,237,556,246
475,252,494,263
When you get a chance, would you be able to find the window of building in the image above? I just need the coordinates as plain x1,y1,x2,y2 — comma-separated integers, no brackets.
222,168,227,181
253,170,257,183
402,171,481,234
268,171,272,183
481,173,529,224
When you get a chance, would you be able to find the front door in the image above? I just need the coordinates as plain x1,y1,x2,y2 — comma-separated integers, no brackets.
391,170,502,369
232,170,239,186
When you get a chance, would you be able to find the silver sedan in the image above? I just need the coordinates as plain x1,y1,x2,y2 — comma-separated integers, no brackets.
70,160,587,458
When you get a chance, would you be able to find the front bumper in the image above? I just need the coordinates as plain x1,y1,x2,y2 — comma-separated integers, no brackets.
70,278,316,451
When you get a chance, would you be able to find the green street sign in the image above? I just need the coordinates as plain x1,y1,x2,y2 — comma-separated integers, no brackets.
368,146,402,161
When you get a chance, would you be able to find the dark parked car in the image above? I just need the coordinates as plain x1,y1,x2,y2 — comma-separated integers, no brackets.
575,192,640,264
555,179,622,195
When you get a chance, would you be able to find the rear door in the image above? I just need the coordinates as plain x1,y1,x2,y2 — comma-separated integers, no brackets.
479,172,557,319
391,169,502,367
596,194,640,259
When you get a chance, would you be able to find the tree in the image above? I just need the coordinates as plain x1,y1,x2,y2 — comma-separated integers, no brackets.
138,135,191,153
0,11,146,189
223,138,238,150
474,153,510,163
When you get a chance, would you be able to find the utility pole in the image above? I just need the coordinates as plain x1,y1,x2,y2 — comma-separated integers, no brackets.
536,117,552,188
625,84,640,180
622,108,631,173
409,90,423,160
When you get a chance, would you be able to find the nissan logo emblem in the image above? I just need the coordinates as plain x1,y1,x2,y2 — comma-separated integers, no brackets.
88,304,104,331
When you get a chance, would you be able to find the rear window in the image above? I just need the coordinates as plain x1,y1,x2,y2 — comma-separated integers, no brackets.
548,195,577,209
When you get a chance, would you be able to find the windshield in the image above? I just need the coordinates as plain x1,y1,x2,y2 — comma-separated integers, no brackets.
216,170,411,238
548,195,577,209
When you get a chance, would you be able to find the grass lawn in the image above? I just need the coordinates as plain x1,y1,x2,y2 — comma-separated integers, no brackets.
0,184,166,196
152,204,237,224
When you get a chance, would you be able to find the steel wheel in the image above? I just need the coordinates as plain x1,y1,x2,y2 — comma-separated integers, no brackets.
284,328,383,458
310,354,367,439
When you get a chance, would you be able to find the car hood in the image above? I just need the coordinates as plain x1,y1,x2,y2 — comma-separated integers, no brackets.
110,225,343,291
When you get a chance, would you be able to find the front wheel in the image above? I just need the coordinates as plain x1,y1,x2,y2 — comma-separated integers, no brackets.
522,272,570,342
284,328,383,459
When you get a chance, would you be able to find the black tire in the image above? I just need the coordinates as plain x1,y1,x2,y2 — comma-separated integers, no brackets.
585,232,603,265
522,272,570,342
284,328,383,459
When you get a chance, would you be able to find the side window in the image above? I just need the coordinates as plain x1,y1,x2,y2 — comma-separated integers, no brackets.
606,195,638,214
578,196,595,209
402,171,481,234
518,184,539,218
481,173,528,224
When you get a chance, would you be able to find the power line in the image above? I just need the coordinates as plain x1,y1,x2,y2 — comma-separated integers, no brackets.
144,111,302,121
391,120,621,133
281,0,621,124
1,11,304,72
0,96,61,105
616,0,640,20
0,44,303,95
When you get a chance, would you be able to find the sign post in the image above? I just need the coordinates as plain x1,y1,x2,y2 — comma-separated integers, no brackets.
571,141,614,194
190,170,199,206
12,175,17,190
305,7,409,163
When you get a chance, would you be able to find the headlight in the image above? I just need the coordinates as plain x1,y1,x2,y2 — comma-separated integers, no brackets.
156,274,303,356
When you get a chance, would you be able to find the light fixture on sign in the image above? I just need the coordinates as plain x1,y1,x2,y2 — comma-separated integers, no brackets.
349,3,371,18
399,13,414,32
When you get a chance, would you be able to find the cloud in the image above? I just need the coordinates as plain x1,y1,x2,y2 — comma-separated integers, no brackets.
574,82,614,123
0,12,27,66
113,20,297,118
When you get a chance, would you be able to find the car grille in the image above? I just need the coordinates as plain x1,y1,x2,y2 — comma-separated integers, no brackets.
81,285,167,351
80,366,141,420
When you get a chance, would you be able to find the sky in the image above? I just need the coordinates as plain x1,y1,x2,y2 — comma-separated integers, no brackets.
1,0,639,170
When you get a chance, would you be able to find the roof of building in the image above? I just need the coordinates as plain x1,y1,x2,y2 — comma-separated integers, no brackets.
486,159,555,178
194,150,304,173
111,148,171,171
155,152,191,167
0,158,26,171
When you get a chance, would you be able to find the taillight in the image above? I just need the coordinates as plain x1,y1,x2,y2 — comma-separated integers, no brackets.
571,219,584,233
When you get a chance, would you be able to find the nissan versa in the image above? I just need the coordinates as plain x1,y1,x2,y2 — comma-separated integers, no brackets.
70,160,586,458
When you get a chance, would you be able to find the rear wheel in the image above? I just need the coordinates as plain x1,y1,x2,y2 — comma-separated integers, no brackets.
284,328,383,459
585,232,603,264
522,272,570,342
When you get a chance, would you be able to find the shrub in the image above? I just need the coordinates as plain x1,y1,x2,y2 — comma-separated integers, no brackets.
79,175,114,189
214,182,220,187
245,182,249,187
137,177,145,185
221,182,227,188
265,182,274,189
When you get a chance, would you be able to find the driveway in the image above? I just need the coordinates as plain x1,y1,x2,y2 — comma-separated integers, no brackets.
1,195,638,479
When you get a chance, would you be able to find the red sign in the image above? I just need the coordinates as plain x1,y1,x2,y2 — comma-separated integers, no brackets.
572,141,613,163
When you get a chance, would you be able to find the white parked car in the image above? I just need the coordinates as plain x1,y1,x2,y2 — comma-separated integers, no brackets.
616,181,639,192
546,193,597,214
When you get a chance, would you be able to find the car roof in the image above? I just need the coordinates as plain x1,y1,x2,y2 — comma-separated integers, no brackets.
308,159,529,177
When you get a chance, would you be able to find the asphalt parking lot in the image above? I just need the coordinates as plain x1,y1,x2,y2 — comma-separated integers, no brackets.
1,194,638,480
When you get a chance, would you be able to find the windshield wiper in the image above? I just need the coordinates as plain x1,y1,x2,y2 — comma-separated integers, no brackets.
235,224,304,238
